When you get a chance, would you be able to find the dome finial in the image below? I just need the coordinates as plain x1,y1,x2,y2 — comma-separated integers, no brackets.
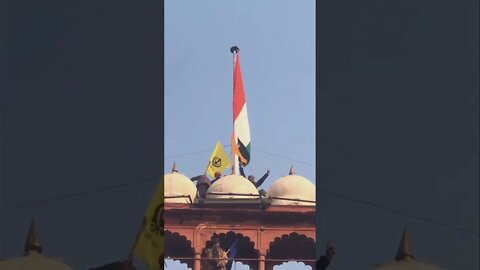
289,165,295,175
395,228,414,261
172,162,178,173
25,218,42,254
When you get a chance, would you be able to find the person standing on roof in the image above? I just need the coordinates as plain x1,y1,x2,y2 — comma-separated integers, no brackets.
239,164,269,188
191,171,223,199
190,174,211,199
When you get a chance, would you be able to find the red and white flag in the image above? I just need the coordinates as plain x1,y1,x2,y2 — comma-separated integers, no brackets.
232,52,251,168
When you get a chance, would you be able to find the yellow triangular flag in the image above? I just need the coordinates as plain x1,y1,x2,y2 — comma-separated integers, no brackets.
207,142,231,178
134,179,164,269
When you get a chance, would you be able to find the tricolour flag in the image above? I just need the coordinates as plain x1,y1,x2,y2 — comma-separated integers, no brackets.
134,179,164,269
207,142,231,178
233,52,251,166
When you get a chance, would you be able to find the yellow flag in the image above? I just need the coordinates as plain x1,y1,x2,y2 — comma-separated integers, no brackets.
134,179,164,269
207,142,231,178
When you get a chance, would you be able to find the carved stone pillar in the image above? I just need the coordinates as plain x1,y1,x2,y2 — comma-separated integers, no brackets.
194,252,201,270
265,261,275,270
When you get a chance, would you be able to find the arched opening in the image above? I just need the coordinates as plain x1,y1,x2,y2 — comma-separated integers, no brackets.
164,230,195,269
204,231,258,270
231,261,253,270
273,261,313,270
266,232,315,269
165,260,191,270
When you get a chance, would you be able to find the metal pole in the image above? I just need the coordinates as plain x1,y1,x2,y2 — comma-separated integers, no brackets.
204,160,211,176
230,46,240,175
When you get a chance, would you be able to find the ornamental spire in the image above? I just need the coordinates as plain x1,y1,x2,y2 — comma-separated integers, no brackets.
289,165,295,175
172,162,178,173
395,228,414,261
25,218,42,254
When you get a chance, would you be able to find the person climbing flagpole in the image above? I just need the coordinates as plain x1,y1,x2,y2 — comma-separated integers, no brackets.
230,46,251,176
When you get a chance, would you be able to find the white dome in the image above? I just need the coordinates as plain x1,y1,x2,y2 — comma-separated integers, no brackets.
374,259,441,270
206,175,259,199
1,220,73,270
0,251,73,270
373,230,442,270
164,171,197,203
267,167,315,206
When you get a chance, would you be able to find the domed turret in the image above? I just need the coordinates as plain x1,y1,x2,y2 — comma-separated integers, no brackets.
0,219,73,270
206,174,259,200
266,165,315,206
164,162,197,203
373,229,442,270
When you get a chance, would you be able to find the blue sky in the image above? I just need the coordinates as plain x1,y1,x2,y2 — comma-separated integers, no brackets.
164,0,315,188
164,0,315,269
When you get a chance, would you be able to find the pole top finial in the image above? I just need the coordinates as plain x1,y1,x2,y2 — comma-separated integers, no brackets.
230,46,240,53
172,162,178,173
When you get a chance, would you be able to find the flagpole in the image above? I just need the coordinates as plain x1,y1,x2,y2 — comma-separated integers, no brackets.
204,161,211,175
230,46,240,175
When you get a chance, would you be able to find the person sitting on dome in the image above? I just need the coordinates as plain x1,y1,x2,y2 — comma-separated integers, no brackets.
239,164,270,197
239,165,270,187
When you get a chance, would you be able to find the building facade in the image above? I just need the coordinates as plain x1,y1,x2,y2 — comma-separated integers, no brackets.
164,164,316,270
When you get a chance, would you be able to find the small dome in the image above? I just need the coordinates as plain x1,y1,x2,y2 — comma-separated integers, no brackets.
0,252,73,270
164,163,197,203
0,219,73,270
373,229,442,270
266,165,315,206
206,175,259,199
374,260,441,270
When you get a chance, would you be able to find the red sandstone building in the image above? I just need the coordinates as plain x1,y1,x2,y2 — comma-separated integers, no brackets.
164,164,316,270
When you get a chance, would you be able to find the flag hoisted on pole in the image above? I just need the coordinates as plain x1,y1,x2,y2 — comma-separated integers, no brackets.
230,46,251,175
206,141,232,177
